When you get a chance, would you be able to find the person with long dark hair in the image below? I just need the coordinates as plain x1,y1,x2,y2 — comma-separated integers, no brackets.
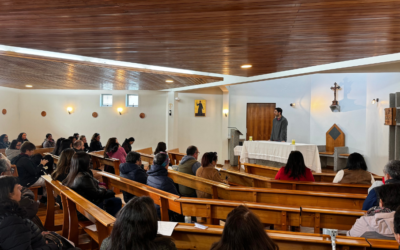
0,134,10,149
100,196,176,250
104,138,126,164
274,151,314,181
210,205,279,250
333,153,375,184
196,152,228,199
121,137,135,154
51,137,65,156
62,152,121,216
154,142,167,155
79,135,89,152
16,132,28,143
51,148,75,182
68,136,77,145
5,140,21,161
57,139,72,156
0,176,59,250
89,133,103,152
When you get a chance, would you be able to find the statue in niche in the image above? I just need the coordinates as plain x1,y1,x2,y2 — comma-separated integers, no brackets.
195,100,206,117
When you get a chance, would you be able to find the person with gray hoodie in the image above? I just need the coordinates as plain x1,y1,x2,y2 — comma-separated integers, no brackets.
347,183,400,240
177,146,201,197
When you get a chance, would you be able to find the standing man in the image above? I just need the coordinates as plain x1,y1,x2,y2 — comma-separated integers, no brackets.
270,107,288,142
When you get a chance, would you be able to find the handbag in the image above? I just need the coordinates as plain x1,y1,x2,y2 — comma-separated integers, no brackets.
43,232,81,250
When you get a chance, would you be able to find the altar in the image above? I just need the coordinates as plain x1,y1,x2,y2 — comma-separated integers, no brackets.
239,141,322,173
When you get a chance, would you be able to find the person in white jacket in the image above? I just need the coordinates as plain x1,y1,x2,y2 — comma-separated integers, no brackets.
347,183,400,240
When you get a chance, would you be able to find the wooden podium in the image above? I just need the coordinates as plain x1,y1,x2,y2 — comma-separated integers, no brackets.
228,128,243,166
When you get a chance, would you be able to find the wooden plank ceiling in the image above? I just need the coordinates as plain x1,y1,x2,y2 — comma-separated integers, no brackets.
1,0,400,82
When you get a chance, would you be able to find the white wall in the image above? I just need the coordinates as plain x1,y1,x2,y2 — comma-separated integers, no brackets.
17,89,167,151
228,75,312,143
0,86,21,139
176,88,224,162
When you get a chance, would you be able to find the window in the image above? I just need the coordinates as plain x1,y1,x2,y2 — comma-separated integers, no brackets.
100,94,113,107
126,94,139,107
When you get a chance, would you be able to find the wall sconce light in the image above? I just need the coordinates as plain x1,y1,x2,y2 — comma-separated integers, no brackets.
372,98,379,104
117,107,123,115
290,103,296,107
67,107,73,114
223,109,229,117
175,97,180,101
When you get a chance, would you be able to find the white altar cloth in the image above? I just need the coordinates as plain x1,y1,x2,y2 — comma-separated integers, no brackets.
239,141,322,173
234,146,243,156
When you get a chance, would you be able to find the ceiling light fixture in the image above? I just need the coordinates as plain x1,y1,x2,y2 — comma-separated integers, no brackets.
241,64,252,69
25,85,33,88
166,80,174,83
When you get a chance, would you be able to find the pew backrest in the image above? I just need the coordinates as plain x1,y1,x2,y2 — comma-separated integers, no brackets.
135,147,153,155
168,152,186,165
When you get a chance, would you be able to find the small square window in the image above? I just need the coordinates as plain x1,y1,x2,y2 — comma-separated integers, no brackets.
100,94,113,107
126,94,139,107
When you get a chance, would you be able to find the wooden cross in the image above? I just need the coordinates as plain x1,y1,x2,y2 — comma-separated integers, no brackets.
330,82,341,105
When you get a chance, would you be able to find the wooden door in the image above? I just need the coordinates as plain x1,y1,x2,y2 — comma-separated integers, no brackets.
246,103,276,141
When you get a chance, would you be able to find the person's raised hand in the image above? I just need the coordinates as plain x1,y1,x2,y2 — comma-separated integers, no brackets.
40,159,49,165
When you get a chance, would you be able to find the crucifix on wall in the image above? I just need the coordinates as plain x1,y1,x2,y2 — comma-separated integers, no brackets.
330,82,341,112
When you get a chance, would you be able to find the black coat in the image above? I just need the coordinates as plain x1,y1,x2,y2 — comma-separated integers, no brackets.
83,143,89,152
11,154,44,187
121,142,132,154
120,162,148,202
70,171,115,205
147,164,179,196
89,140,103,152
0,213,58,250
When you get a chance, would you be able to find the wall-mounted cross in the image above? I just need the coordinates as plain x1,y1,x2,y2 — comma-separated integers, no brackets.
330,82,341,105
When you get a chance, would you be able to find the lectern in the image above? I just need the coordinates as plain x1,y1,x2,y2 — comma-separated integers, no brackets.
228,127,243,166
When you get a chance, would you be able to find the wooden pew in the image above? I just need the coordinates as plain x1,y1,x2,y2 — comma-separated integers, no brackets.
98,171,181,221
42,175,69,234
34,147,55,156
168,151,186,165
88,152,121,175
301,206,365,233
218,168,371,194
61,188,115,247
171,224,370,250
11,164,40,201
366,239,399,249
135,147,153,155
167,169,366,210
243,162,384,182
138,152,154,166
168,148,179,163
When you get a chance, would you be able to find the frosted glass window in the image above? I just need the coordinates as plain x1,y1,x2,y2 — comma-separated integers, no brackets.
101,94,113,107
126,94,139,107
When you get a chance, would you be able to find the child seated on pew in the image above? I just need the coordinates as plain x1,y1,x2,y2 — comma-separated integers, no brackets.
62,152,122,216
210,205,279,250
347,183,400,239
274,151,315,182
100,196,177,250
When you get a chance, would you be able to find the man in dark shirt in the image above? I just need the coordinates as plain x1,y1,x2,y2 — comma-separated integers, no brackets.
270,107,288,142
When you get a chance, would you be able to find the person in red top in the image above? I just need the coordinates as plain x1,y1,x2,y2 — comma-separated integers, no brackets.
275,151,315,182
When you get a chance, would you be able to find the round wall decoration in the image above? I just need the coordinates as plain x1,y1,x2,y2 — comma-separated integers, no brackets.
140,113,145,119
92,112,98,118
41,111,47,117
2,109,6,115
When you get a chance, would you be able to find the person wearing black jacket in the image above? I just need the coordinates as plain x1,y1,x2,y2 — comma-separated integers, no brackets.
63,152,122,216
11,142,48,200
121,137,135,154
119,151,147,203
89,133,104,152
79,135,90,152
0,176,59,250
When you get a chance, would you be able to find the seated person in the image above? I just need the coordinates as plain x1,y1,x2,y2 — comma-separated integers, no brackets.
80,135,89,152
16,132,28,143
89,133,104,152
210,205,278,250
121,137,135,154
196,152,228,199
100,196,176,250
394,206,400,245
363,160,400,210
52,137,65,156
0,159,44,231
51,148,75,182
62,152,122,216
347,183,400,239
178,145,201,197
0,176,59,250
120,151,147,203
0,134,10,149
73,140,85,153
105,138,126,164
73,133,79,140
5,140,21,161
11,142,48,197
57,139,72,156
154,142,167,154
68,136,77,145
42,133,55,148
274,151,315,182
333,153,375,184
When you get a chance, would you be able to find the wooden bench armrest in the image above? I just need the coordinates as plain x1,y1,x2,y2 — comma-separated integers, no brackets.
301,206,365,216
366,239,399,249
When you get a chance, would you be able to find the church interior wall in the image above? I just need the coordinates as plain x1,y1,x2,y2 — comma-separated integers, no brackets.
0,86,21,140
